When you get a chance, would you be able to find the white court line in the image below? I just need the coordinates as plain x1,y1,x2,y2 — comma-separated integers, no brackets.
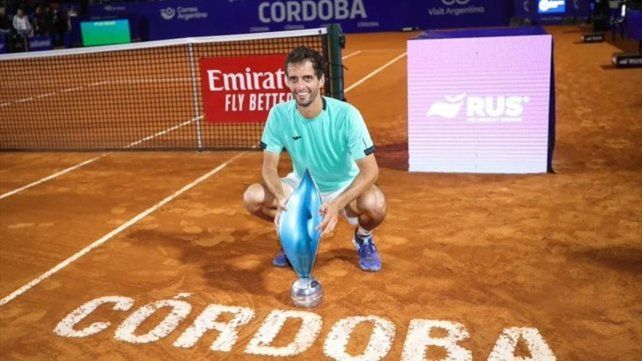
344,52,407,93
124,116,201,148
342,50,362,60
6,86,83,106
0,152,245,307
109,78,191,85
2,78,189,107
62,86,83,93
0,117,201,200
0,154,110,200
36,93,54,99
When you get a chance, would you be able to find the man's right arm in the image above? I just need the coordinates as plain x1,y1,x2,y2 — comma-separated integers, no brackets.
262,151,288,227
261,151,286,205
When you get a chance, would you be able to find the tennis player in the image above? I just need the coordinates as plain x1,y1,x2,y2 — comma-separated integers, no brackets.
243,46,386,272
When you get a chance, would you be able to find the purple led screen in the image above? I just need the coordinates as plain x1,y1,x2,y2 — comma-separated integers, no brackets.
407,34,552,173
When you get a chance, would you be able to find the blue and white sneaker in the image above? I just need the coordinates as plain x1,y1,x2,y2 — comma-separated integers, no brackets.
353,230,382,272
272,249,291,268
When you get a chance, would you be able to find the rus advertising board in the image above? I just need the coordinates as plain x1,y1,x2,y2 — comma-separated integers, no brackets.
407,35,552,173
200,54,292,123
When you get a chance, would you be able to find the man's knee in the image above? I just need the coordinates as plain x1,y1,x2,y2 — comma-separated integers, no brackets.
357,187,387,220
243,183,266,214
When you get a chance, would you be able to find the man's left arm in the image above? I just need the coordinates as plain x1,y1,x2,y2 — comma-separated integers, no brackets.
317,154,378,237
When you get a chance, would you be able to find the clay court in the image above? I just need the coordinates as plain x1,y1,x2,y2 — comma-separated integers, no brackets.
1,27,641,360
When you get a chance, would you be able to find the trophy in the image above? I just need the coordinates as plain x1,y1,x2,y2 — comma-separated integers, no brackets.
278,169,323,308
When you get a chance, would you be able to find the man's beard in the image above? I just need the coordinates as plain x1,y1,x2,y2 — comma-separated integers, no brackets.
294,89,318,108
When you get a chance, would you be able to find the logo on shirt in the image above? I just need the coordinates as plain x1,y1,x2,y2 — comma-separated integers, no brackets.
292,135,302,141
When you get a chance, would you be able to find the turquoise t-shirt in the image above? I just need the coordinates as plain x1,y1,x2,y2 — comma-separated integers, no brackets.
260,97,375,193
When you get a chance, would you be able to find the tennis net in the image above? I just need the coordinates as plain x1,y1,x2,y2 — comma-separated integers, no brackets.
0,26,345,151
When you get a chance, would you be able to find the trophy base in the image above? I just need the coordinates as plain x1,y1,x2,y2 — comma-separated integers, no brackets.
290,278,323,308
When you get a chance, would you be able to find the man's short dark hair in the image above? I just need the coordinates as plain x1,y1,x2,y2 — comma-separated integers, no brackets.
285,46,326,79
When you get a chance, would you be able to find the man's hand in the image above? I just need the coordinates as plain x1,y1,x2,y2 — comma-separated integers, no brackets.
317,201,341,238
273,197,288,235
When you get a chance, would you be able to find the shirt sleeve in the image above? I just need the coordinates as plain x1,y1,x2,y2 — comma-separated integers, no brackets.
346,106,375,160
259,107,283,154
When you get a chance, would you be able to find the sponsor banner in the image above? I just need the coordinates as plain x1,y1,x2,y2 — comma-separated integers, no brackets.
88,0,412,40
87,0,517,39
200,54,292,123
29,35,53,51
408,27,553,174
249,0,410,33
418,0,511,29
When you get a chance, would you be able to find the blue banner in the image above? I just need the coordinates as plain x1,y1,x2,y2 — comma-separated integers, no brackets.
88,0,413,41
29,35,53,51
244,0,410,33
0,35,6,54
86,0,519,41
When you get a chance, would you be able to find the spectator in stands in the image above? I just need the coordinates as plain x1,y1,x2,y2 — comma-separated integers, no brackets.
49,3,67,47
0,6,12,37
0,6,12,52
32,5,51,36
13,1,33,16
13,8,32,37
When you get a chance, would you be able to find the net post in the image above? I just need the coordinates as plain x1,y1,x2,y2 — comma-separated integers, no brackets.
325,24,346,101
187,43,203,150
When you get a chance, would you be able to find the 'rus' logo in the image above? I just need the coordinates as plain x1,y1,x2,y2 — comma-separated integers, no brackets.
426,93,466,119
427,94,530,123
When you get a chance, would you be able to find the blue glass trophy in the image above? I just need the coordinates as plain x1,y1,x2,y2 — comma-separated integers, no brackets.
278,169,323,308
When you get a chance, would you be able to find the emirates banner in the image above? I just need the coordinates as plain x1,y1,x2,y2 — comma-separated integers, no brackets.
199,54,292,123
